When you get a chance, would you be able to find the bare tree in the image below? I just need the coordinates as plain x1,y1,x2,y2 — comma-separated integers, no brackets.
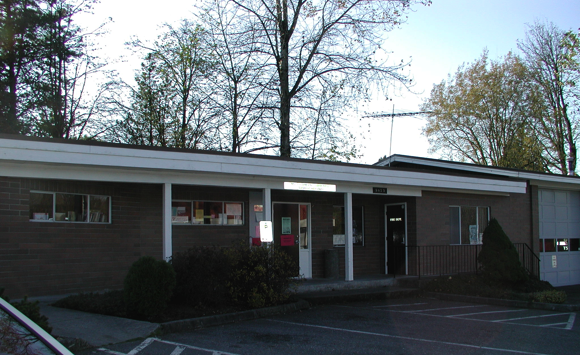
518,21,580,175
227,0,428,157
200,0,277,153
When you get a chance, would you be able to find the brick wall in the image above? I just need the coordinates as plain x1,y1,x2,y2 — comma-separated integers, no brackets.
0,177,162,299
416,190,532,246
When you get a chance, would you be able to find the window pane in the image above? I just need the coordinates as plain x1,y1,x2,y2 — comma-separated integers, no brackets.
299,204,309,249
544,239,556,252
353,206,364,246
557,239,570,252
449,207,460,244
193,201,223,224
172,201,191,224
30,192,53,221
461,207,477,244
477,207,488,244
225,203,243,225
90,196,110,223
56,193,87,222
333,206,345,235
570,239,580,252
539,239,544,252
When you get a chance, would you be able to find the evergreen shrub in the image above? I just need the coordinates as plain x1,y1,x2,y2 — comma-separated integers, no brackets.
478,218,529,285
123,256,176,320
170,246,231,307
226,241,299,308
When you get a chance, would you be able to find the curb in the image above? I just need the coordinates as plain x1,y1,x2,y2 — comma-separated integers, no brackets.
427,292,580,312
159,299,310,334
301,288,423,306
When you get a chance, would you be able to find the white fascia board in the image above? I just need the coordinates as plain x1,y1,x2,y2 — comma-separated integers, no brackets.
383,155,580,188
0,139,526,194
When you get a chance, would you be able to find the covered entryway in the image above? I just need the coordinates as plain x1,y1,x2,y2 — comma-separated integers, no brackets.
385,203,407,275
273,203,312,278
539,189,580,286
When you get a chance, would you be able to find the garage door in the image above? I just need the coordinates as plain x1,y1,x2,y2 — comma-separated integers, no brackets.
539,189,580,286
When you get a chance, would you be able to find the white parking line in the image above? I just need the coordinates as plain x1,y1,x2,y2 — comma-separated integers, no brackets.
401,305,487,313
374,302,428,308
98,338,241,355
452,309,526,317
269,319,552,355
492,313,569,323
565,313,576,330
169,346,186,355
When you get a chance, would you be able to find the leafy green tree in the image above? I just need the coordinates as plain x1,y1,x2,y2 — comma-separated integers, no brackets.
518,21,579,175
0,0,43,134
120,21,223,149
422,51,547,171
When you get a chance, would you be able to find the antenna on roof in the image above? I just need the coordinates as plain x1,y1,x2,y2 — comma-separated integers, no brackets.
363,108,431,157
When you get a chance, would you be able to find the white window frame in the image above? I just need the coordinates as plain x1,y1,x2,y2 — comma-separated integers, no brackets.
29,191,112,224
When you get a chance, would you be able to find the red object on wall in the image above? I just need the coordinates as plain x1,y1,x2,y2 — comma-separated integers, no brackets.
252,237,262,246
280,235,294,246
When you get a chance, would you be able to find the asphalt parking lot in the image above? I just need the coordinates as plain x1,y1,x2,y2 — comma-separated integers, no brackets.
86,298,579,355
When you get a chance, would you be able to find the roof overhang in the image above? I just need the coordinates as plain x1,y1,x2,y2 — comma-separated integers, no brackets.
0,137,527,195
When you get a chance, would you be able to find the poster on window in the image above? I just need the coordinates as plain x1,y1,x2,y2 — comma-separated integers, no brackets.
282,217,291,234
469,225,478,244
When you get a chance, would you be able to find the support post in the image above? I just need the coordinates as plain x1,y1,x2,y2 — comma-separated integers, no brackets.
344,192,354,281
162,183,172,261
263,188,272,222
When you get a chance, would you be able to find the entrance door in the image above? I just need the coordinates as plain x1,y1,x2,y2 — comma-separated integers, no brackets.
385,203,407,275
273,203,311,278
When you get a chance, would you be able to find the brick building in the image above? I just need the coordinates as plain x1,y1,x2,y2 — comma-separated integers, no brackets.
1,134,579,298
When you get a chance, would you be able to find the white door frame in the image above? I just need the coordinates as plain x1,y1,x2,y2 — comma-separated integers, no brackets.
384,202,408,275
272,201,312,279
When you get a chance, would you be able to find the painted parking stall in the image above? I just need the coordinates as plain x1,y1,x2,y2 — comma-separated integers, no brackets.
369,299,576,330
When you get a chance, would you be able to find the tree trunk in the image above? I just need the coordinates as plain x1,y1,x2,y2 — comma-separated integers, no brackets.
278,0,291,157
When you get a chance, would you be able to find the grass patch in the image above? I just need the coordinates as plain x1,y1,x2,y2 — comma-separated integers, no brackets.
422,274,566,303
52,290,300,323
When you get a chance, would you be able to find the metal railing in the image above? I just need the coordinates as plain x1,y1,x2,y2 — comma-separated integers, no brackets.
392,243,540,278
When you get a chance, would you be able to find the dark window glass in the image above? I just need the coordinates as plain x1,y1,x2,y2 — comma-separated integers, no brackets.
55,193,87,222
570,239,580,252
449,207,460,244
90,196,110,223
30,193,53,220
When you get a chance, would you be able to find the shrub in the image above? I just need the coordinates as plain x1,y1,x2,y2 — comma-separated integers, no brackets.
170,246,231,307
124,256,176,320
226,241,299,308
0,288,52,334
478,219,529,285
531,290,567,304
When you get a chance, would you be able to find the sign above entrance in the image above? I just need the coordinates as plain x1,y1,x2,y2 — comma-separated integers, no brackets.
284,182,336,192
373,187,388,194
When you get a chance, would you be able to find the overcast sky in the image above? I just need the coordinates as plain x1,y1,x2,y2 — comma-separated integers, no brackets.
79,0,580,164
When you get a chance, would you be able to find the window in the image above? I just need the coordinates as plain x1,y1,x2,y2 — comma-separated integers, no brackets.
172,201,243,225
449,206,489,244
332,206,364,246
30,191,110,223
540,238,580,252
